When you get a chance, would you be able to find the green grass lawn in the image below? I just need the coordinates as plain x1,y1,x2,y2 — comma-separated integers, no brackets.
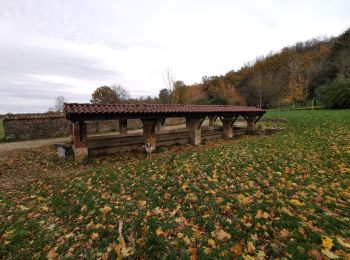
0,120,4,140
1,110,350,259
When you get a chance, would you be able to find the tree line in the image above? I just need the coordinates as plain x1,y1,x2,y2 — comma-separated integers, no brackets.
74,28,350,109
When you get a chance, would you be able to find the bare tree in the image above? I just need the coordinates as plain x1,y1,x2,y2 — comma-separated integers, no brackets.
111,84,130,101
54,96,66,112
163,68,175,103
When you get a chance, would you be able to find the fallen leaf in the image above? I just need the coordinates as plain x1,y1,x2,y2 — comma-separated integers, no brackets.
91,232,99,240
215,229,231,241
290,199,303,206
139,200,147,206
156,227,163,236
47,247,57,259
100,205,112,214
208,238,217,248
336,236,350,248
321,249,338,259
230,243,243,256
322,236,333,250
279,228,290,238
247,241,255,254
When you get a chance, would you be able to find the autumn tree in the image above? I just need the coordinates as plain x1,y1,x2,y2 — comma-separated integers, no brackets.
155,29,346,107
91,85,129,104
172,81,187,104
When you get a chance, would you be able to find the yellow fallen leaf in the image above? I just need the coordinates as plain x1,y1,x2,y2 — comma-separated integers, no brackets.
290,199,303,206
257,250,266,259
321,249,339,259
215,229,232,241
237,194,253,205
81,204,88,212
183,236,191,245
247,241,255,254
230,243,243,256
100,205,112,214
175,216,186,224
322,236,333,250
156,227,163,236
208,238,217,248
37,196,45,202
336,236,350,248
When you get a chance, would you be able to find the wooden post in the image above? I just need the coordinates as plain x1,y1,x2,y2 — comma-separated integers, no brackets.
186,117,202,145
247,116,256,134
119,119,128,135
69,122,74,144
142,119,156,148
222,117,233,138
155,118,165,133
73,121,88,163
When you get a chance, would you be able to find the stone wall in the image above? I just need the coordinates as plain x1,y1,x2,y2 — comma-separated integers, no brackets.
4,116,69,141
3,113,186,141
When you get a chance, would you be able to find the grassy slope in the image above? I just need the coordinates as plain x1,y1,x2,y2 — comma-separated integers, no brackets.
1,110,350,259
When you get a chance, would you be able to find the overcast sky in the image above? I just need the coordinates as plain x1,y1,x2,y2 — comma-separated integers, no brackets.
0,0,349,113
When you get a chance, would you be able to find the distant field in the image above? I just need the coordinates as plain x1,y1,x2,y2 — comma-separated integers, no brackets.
0,110,350,258
0,120,4,140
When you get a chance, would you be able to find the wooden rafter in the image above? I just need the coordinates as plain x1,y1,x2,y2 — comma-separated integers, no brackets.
230,116,239,127
198,117,206,130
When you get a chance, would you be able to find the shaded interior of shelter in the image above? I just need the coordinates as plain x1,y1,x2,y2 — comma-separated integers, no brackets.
87,119,248,157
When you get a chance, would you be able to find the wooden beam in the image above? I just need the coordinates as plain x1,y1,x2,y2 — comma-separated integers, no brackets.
230,116,239,127
254,114,263,124
198,117,206,130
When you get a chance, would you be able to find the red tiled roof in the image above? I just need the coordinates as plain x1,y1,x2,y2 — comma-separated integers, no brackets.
65,103,265,115
4,113,65,120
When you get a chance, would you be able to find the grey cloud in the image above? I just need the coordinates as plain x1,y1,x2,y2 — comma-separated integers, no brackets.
0,43,118,80
0,43,121,113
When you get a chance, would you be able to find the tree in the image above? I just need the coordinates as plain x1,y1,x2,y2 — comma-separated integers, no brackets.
158,88,171,104
54,95,65,112
91,85,129,104
316,77,350,108
285,53,309,108
163,68,175,96
112,84,130,101
172,81,187,104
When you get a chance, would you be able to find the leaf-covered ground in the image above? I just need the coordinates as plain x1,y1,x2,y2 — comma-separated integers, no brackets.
1,110,350,259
